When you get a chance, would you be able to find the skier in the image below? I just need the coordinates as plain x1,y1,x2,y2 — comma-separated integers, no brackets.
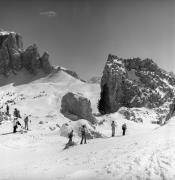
122,123,127,136
13,117,21,133
68,130,74,144
14,108,21,119
111,120,117,137
80,125,87,144
64,130,76,149
24,115,29,130
14,108,18,118
6,105,9,115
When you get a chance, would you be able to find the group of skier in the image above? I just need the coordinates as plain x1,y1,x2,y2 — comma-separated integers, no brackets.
5,105,30,133
111,120,127,137
66,121,127,148
68,125,87,145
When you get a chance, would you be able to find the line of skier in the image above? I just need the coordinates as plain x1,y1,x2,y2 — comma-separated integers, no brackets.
66,121,127,149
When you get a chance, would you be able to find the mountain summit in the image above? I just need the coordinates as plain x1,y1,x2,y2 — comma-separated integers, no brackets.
0,30,52,77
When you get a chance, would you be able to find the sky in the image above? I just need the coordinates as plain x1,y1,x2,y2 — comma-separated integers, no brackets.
0,0,175,80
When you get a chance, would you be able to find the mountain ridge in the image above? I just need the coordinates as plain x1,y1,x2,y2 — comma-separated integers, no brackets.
0,30,83,85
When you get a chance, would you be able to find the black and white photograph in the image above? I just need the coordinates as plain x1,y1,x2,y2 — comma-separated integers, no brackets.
0,0,175,179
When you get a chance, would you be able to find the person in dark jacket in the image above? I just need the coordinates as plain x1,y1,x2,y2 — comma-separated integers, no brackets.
68,130,74,143
122,123,127,136
64,130,76,149
6,105,9,115
14,108,21,119
13,118,21,133
14,108,19,118
80,125,87,144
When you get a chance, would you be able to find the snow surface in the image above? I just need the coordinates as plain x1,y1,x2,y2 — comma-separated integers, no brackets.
0,69,174,180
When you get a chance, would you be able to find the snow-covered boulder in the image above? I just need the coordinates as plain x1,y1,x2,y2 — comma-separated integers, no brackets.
61,92,96,123
60,120,103,139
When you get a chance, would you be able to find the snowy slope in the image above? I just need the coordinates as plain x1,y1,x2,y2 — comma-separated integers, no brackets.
56,117,175,180
1,111,174,180
0,69,174,180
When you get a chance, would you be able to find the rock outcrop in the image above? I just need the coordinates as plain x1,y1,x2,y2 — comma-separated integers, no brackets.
165,98,175,122
61,92,96,123
40,51,52,74
0,30,52,76
99,54,175,114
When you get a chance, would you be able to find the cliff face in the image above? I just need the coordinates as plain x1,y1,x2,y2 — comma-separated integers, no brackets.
100,54,175,114
0,30,52,76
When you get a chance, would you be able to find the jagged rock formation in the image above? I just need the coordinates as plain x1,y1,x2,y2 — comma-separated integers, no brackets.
61,92,96,123
0,30,52,76
164,98,175,122
99,54,175,114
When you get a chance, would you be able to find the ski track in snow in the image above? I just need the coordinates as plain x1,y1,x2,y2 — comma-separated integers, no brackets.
57,121,175,180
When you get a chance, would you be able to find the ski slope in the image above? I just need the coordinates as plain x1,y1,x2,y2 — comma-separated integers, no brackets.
0,70,174,180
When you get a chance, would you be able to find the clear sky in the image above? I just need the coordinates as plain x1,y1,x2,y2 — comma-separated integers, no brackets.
0,0,175,80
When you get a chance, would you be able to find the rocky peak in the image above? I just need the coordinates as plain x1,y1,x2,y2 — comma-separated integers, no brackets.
0,30,23,50
99,54,175,114
0,30,52,76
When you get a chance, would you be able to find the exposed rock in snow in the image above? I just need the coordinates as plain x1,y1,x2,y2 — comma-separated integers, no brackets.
165,98,175,122
61,92,96,123
118,107,158,123
61,67,85,82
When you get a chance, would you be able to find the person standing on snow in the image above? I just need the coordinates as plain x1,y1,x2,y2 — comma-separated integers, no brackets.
64,130,75,149
13,118,17,133
13,117,21,133
24,116,29,130
122,123,127,136
80,125,87,144
111,120,117,137
14,108,17,118
6,105,9,115
68,130,74,144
